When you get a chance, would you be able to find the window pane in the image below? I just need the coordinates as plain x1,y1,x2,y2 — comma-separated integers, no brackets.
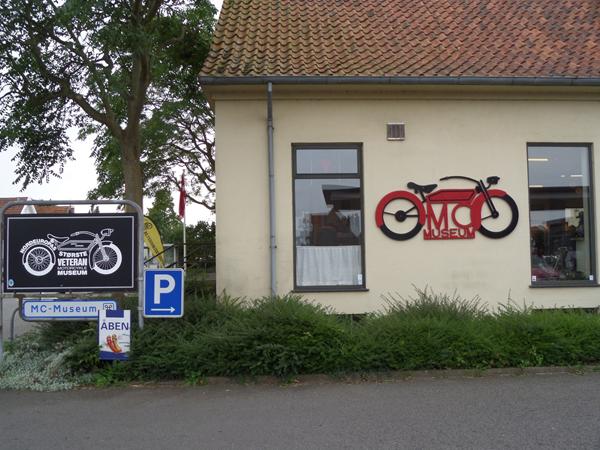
528,145,593,282
295,178,362,286
296,149,358,174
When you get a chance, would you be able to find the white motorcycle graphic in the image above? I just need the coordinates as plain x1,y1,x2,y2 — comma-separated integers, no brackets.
22,228,123,277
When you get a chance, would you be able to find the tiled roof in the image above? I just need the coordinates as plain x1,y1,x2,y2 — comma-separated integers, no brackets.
201,0,600,81
0,197,29,214
36,205,74,214
0,198,74,215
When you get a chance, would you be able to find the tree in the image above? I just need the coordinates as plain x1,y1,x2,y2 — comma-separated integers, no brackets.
185,219,215,269
0,0,216,209
147,188,215,269
146,188,181,242
90,65,216,210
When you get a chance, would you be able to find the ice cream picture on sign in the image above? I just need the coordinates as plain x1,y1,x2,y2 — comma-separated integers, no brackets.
99,309,130,361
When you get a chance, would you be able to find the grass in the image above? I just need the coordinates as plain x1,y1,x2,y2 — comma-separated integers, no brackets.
3,287,600,389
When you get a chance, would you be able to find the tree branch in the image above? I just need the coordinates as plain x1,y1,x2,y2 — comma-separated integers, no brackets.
44,5,120,137
28,38,115,132
144,0,163,24
186,193,213,211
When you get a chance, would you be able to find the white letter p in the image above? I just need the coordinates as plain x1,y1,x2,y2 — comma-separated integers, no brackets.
154,274,175,304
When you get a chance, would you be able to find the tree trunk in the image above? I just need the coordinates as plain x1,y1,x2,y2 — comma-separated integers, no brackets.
120,134,144,211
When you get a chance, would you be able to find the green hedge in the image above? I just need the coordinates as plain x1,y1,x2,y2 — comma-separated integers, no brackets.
12,288,600,384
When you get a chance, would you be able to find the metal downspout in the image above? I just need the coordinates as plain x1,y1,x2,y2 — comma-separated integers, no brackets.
267,82,276,296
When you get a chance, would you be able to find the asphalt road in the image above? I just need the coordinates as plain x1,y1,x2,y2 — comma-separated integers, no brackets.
1,372,600,450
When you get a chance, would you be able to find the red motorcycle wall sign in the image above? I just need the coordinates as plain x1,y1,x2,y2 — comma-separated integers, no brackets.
375,175,519,241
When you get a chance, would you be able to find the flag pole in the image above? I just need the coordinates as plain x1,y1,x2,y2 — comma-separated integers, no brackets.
183,208,187,272
179,170,187,272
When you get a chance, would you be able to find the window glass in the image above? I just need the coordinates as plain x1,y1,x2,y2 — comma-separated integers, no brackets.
296,149,358,174
528,145,594,283
294,147,364,288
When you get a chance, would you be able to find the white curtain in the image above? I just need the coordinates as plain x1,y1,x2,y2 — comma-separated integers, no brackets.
339,210,362,237
297,245,361,286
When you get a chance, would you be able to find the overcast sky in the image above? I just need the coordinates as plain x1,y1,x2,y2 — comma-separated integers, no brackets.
0,0,223,223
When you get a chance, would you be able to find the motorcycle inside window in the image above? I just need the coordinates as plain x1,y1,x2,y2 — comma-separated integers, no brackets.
293,145,365,289
527,144,595,285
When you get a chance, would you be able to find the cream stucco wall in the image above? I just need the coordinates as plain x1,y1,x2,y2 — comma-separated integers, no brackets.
212,85,600,313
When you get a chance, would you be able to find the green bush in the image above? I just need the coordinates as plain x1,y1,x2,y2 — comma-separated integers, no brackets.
5,288,600,388
0,331,93,391
353,289,495,371
184,268,216,297
382,287,488,320
125,295,351,378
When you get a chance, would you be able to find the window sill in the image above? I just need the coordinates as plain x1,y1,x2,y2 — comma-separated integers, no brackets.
293,287,369,293
529,283,599,288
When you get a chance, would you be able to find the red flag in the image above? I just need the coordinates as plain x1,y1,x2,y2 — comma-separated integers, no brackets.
178,171,186,220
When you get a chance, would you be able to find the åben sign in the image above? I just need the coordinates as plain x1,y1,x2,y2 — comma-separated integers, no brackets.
375,175,519,241
3,214,137,292
99,309,130,361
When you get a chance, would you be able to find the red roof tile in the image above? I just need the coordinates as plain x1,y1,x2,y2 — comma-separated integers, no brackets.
201,0,600,81
0,198,74,215
0,197,28,214
35,205,74,214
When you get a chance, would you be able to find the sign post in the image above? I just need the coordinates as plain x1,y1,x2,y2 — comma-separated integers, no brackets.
3,214,137,292
143,268,184,318
21,299,117,321
0,199,146,363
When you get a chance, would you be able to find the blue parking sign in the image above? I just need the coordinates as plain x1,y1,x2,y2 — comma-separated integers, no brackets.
144,269,184,318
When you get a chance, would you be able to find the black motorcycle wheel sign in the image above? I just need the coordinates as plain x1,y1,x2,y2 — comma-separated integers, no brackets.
3,214,137,292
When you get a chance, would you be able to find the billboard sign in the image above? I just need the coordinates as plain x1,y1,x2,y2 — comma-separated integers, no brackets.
3,214,137,292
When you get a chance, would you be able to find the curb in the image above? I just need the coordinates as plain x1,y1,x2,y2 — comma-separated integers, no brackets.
125,365,599,389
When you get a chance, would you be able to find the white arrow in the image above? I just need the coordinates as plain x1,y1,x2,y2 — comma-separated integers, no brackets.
151,307,175,313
